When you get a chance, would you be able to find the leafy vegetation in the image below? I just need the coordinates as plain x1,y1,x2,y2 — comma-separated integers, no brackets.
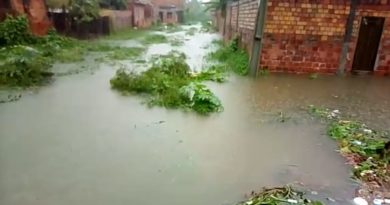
185,27,198,36
239,186,323,205
142,34,168,44
0,15,34,46
195,65,228,83
308,106,390,187
69,0,100,23
103,28,149,40
110,51,223,115
208,38,249,75
105,47,145,60
169,37,185,47
0,46,52,87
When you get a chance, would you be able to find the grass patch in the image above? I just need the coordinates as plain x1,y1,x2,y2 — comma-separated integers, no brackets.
308,105,390,186
169,37,185,47
110,51,223,115
239,186,323,205
142,34,168,44
194,64,228,83
103,28,149,40
185,27,197,36
105,47,145,60
208,38,249,75
0,46,52,87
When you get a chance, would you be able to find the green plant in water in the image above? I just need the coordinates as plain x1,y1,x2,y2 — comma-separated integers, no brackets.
238,186,323,205
142,34,168,44
208,38,249,75
308,105,390,184
185,27,198,36
309,73,319,79
110,51,223,115
169,37,185,46
106,47,145,60
0,46,52,87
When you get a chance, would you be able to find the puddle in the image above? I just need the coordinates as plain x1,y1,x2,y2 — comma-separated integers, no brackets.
1,25,389,205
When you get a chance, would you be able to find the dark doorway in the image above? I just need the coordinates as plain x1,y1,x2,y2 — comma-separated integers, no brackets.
159,11,164,22
177,10,184,23
352,17,385,71
0,0,11,9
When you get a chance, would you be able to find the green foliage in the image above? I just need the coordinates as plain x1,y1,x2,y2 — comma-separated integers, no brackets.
180,82,223,114
110,51,223,115
0,15,34,46
169,37,185,46
0,46,52,87
309,73,319,79
208,38,249,75
105,47,145,60
69,0,100,23
104,28,149,40
184,0,211,23
99,0,127,9
185,27,198,36
238,186,323,205
308,106,390,184
195,65,227,83
142,34,168,44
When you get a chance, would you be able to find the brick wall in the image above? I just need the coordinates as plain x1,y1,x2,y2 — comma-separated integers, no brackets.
220,0,257,53
100,9,133,31
151,0,184,9
216,0,390,75
260,0,350,74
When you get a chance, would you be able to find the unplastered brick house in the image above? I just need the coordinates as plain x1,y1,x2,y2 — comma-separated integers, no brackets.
151,0,184,24
0,0,51,35
220,0,390,75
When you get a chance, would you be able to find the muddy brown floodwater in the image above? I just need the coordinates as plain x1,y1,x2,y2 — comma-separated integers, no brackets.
1,25,390,205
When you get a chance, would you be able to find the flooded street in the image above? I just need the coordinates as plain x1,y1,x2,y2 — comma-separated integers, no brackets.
1,25,389,205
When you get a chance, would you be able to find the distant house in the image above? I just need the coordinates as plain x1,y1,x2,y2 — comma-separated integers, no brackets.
151,0,184,24
0,0,51,36
128,0,153,28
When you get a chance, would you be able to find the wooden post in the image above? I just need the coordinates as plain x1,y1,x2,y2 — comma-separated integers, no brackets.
337,0,358,75
249,0,267,76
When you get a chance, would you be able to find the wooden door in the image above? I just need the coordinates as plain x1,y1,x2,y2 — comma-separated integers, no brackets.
352,17,385,71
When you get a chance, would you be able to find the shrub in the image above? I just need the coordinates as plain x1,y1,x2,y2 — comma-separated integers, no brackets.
0,15,34,46
0,46,52,86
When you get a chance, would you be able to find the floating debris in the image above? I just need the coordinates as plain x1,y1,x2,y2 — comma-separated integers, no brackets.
238,186,323,205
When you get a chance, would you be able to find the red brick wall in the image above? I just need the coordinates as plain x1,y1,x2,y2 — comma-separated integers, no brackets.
260,0,350,74
151,0,184,9
219,0,257,53
216,0,390,75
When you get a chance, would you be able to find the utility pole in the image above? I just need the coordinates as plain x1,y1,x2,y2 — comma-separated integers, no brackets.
337,0,358,75
249,0,267,76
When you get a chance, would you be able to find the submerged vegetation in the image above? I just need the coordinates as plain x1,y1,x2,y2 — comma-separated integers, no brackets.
110,51,223,115
239,186,323,205
142,34,168,44
208,38,249,75
308,106,390,190
105,47,145,60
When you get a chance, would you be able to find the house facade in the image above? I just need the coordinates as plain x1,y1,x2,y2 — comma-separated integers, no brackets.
219,0,390,75
151,0,184,24
0,0,50,36
128,0,153,28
